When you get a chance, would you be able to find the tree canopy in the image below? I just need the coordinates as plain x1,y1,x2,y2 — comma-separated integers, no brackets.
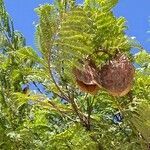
0,0,150,149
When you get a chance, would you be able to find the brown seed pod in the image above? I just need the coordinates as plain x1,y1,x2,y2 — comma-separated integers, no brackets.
73,59,101,94
76,79,100,94
99,53,135,97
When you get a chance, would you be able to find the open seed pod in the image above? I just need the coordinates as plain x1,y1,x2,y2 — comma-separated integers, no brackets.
73,59,101,94
98,53,135,97
75,79,100,94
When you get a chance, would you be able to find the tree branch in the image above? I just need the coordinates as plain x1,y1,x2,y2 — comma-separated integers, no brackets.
32,81,43,94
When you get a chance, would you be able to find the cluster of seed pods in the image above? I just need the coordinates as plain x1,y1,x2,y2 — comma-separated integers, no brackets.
73,53,135,97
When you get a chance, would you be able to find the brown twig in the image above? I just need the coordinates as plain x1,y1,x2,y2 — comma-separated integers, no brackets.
70,98,86,125
32,81,43,94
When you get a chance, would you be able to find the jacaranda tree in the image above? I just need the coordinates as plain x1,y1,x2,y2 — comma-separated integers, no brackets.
0,0,149,149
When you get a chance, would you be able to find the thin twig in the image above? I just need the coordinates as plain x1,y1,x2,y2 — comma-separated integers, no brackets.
39,99,76,122
31,81,75,121
32,81,43,94
46,25,70,102
70,97,88,126
42,84,69,102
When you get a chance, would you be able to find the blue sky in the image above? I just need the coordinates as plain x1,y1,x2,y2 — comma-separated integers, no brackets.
4,0,150,52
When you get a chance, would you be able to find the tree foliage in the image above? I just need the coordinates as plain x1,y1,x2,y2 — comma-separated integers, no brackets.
0,0,150,149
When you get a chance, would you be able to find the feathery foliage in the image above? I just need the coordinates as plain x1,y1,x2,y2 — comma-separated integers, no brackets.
0,0,150,149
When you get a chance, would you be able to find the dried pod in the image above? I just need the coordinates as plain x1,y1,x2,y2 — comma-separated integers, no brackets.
76,79,100,94
99,53,135,97
73,59,101,94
